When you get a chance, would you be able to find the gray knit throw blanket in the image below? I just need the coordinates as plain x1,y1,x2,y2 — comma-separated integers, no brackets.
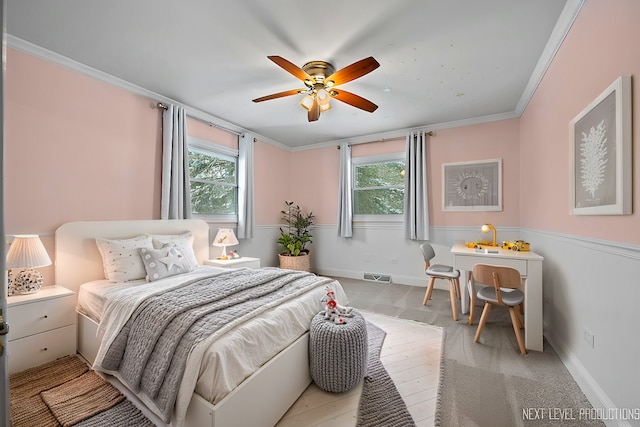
101,267,331,423
357,321,417,427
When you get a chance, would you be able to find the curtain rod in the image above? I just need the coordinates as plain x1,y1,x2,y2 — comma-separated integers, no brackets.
336,131,434,148
156,102,242,136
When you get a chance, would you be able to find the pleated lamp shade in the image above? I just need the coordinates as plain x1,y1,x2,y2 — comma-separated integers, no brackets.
6,235,52,294
6,235,52,269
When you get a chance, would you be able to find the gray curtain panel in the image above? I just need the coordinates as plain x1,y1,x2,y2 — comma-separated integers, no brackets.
404,131,429,240
237,133,255,239
337,142,353,238
161,105,191,220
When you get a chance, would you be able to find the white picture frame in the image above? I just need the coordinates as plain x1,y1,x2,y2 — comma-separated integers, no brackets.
442,158,502,211
570,75,632,215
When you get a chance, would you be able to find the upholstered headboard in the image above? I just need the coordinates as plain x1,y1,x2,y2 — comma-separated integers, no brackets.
55,220,210,297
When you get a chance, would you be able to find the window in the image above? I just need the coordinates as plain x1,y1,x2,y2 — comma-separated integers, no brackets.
188,137,238,222
353,153,405,221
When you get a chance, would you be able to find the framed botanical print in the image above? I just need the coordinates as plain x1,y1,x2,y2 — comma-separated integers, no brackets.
570,75,632,215
442,159,502,211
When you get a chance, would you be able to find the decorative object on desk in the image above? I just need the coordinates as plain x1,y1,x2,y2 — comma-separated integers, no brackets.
442,159,502,211
6,234,52,294
212,228,239,260
501,240,530,251
481,223,497,246
278,201,314,271
228,250,240,259
570,75,631,215
465,241,492,249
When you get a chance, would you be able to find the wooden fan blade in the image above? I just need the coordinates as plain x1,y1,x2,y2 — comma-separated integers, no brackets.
325,57,380,87
252,89,304,103
331,89,378,113
308,99,320,122
268,55,312,82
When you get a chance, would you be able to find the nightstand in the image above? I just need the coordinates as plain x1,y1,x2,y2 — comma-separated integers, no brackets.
204,256,261,269
7,285,77,374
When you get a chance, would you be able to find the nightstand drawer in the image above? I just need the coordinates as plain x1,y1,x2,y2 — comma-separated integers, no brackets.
8,295,76,339
8,324,77,374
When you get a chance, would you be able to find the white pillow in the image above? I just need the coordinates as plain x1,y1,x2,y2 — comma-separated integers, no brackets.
139,246,191,282
95,235,153,282
147,232,199,271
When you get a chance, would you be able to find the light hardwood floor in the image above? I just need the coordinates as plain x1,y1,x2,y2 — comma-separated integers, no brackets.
276,311,443,427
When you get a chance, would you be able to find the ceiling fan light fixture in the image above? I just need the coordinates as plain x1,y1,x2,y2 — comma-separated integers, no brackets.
319,102,331,112
316,88,331,106
299,94,314,111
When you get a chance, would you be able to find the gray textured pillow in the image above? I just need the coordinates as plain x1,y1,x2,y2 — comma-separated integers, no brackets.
147,232,199,270
139,245,191,282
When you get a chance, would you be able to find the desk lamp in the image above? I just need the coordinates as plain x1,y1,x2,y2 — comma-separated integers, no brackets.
6,235,52,294
481,224,497,247
212,228,239,260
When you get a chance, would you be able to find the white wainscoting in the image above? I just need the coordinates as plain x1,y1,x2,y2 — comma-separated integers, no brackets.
519,229,640,427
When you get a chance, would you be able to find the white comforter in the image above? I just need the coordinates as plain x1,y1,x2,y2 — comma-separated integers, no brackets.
78,266,347,426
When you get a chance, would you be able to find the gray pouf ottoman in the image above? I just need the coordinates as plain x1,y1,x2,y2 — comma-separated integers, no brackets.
309,310,368,393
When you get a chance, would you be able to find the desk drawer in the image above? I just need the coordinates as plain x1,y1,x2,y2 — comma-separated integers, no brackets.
454,255,527,275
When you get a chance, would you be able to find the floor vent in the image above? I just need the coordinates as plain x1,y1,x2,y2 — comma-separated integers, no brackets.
363,272,392,283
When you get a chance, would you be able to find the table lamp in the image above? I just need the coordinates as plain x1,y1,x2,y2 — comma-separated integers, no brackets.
6,234,52,294
212,228,239,260
481,224,497,247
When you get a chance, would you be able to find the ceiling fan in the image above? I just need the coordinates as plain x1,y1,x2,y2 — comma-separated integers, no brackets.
252,55,380,122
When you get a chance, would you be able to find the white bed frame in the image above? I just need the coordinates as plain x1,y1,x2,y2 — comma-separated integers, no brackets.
55,220,311,427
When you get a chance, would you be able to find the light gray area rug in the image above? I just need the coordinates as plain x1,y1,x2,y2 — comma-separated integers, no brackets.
434,299,605,427
338,279,605,427
357,321,417,427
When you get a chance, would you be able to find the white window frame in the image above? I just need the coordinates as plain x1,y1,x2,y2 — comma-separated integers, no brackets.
188,136,239,223
352,152,405,222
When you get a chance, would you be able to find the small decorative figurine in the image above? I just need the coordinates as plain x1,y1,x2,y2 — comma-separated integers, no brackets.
320,286,354,324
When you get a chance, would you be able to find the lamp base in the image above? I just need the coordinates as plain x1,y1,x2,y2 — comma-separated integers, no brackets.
12,268,43,294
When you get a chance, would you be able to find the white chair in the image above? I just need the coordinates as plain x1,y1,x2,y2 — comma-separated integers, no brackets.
420,242,461,321
472,263,526,355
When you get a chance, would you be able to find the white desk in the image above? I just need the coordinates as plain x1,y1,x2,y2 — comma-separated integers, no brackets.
450,242,544,351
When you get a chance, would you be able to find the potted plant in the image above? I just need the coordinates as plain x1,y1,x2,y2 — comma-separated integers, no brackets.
277,201,315,271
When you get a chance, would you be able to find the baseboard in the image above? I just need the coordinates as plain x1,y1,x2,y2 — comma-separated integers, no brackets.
315,267,442,288
545,333,632,427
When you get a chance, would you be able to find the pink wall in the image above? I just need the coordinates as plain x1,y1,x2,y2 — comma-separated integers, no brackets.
187,118,237,150
429,120,520,226
254,139,291,225
6,49,163,283
520,0,640,243
6,49,163,234
294,119,521,227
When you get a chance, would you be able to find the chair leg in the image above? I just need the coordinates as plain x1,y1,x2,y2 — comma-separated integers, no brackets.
448,279,458,321
423,277,436,305
514,309,524,329
468,277,476,325
474,302,492,343
509,306,527,355
454,278,461,300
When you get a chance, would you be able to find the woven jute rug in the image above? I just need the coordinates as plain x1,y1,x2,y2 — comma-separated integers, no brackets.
10,354,154,427
41,371,124,426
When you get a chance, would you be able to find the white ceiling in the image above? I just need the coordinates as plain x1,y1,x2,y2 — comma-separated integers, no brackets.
6,0,581,148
